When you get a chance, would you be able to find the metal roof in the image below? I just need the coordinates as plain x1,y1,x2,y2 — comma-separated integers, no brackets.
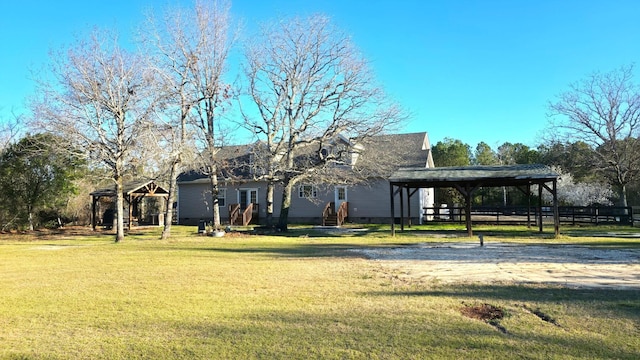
389,164,559,188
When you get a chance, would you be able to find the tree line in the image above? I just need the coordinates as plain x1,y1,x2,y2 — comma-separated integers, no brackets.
2,1,639,238
432,137,638,208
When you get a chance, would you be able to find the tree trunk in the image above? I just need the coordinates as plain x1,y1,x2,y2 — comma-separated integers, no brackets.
28,207,34,231
115,175,125,242
265,181,274,226
161,160,179,240
619,183,628,208
209,166,221,228
277,178,295,231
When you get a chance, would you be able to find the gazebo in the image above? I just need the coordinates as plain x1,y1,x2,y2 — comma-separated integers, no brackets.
389,164,560,236
90,180,169,230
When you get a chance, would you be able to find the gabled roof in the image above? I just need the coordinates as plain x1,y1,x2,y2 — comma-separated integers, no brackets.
390,164,559,188
178,132,433,183
177,144,254,183
357,132,431,170
90,180,169,198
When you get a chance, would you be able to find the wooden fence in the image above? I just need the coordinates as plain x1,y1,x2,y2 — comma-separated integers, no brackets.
423,205,634,226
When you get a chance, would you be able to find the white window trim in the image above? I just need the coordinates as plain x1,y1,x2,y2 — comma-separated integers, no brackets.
217,188,226,207
237,188,259,206
298,185,317,198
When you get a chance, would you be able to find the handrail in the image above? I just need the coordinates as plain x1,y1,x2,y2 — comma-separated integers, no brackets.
242,203,254,226
336,201,348,226
229,204,240,225
322,202,334,226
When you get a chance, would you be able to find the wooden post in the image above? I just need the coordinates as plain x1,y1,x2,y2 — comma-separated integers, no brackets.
538,184,543,232
553,179,559,237
465,185,472,237
128,194,133,231
91,195,97,231
454,183,475,237
526,184,531,229
399,185,405,232
390,183,395,236
406,187,411,228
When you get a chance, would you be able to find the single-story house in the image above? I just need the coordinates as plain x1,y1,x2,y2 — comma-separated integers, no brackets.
176,132,435,226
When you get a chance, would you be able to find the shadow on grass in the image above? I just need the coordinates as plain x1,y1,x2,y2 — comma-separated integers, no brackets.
181,242,398,258
366,284,640,322
166,308,640,360
366,283,640,317
165,286,640,359
392,225,640,241
402,228,558,239
245,227,379,239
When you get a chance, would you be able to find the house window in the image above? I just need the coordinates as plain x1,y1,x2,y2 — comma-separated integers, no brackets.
217,188,226,207
298,185,317,198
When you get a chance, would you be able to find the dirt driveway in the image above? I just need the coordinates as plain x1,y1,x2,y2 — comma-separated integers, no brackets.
351,242,640,289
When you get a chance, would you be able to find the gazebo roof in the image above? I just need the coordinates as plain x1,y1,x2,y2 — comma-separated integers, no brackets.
389,164,559,188
90,180,169,198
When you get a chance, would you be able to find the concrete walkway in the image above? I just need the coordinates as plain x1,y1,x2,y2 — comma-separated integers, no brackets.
353,242,640,289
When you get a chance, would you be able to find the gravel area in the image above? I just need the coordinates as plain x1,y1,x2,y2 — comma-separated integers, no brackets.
351,242,640,289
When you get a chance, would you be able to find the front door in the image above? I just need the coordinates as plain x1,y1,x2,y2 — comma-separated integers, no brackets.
238,189,258,210
335,186,347,211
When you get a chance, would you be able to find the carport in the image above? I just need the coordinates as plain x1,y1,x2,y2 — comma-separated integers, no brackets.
389,164,560,237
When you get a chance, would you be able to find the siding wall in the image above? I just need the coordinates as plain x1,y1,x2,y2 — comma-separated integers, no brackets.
178,179,434,225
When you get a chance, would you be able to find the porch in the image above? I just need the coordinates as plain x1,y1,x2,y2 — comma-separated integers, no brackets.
322,201,349,226
228,203,260,226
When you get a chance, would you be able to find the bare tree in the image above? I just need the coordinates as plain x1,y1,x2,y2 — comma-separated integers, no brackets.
548,64,640,207
141,4,199,239
139,0,235,236
241,14,404,230
32,29,157,242
0,112,23,151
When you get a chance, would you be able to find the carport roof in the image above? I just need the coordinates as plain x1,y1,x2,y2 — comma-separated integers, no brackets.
389,164,559,188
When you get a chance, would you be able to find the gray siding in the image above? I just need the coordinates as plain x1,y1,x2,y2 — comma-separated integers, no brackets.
177,181,219,224
344,180,432,223
178,179,434,225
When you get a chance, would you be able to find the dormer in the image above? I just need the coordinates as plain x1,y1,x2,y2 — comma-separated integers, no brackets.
319,134,364,167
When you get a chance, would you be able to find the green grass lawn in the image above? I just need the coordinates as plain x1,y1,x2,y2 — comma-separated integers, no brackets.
1,225,639,359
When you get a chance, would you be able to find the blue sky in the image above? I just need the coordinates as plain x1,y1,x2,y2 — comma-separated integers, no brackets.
2,0,640,149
